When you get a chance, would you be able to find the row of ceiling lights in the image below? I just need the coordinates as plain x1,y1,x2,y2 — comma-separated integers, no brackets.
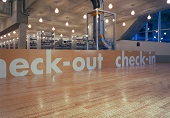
28,6,74,38
21,0,170,31
0,31,18,39
2,0,170,3
1,0,170,39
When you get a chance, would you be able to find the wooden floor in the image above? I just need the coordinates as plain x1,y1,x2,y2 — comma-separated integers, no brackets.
0,64,170,118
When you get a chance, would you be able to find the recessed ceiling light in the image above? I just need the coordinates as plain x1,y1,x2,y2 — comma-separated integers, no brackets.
108,3,113,9
122,22,126,26
65,22,69,26
167,0,170,4
83,14,87,19
13,31,16,34
39,18,43,23
0,36,3,39
147,15,151,20
131,10,135,15
52,27,55,31
4,35,6,38
8,33,10,36
60,34,63,37
2,0,7,2
55,8,59,13
72,29,75,33
112,19,115,22
28,24,32,28
105,19,109,23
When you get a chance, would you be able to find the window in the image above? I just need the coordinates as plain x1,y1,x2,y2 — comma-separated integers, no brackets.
132,9,170,43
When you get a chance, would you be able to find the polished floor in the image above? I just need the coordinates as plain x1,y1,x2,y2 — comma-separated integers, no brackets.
0,64,170,118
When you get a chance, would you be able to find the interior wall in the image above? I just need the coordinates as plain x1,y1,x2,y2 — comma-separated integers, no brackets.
116,40,170,63
117,40,170,55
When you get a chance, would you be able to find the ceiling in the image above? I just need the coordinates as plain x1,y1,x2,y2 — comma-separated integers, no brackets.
0,0,170,42
0,1,10,23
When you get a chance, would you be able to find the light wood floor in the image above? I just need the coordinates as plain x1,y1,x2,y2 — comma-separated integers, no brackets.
0,64,170,118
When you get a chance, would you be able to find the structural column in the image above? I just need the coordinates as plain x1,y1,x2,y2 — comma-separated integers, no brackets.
13,39,16,49
145,23,148,41
8,41,10,49
27,34,30,49
37,31,41,49
18,23,27,49
158,11,161,42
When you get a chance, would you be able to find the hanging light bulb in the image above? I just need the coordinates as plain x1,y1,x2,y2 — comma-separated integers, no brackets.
13,31,16,34
108,3,113,9
72,29,75,33
147,15,151,20
52,27,55,31
131,10,135,15
55,8,59,13
39,18,43,23
4,35,6,38
167,0,170,4
83,14,87,19
8,33,10,36
0,36,3,39
65,22,69,26
105,19,109,23
122,22,126,26
28,24,32,28
60,34,63,37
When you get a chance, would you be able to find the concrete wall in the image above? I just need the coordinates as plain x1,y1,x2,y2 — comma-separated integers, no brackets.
117,40,170,63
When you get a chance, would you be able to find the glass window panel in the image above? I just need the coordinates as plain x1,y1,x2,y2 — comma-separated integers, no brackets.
139,26,146,33
148,31,158,42
148,13,158,31
160,30,170,43
136,32,145,41
161,9,170,29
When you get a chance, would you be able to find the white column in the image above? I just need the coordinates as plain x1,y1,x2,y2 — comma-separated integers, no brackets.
13,39,16,49
27,34,30,49
158,11,161,42
9,41,11,49
37,31,41,49
145,23,148,41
